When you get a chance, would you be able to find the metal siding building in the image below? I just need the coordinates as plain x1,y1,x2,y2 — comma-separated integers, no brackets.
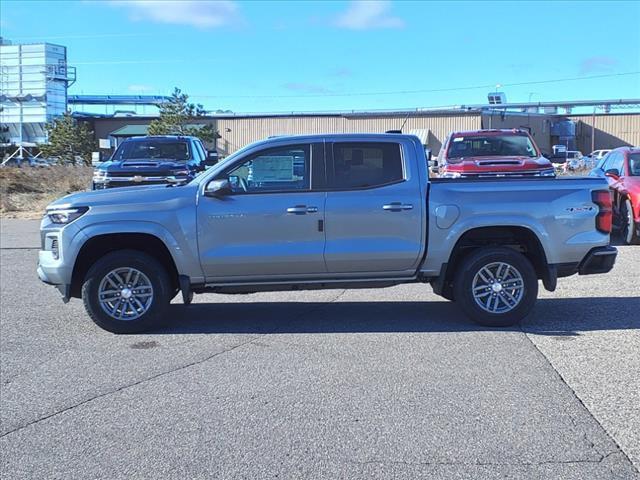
213,111,482,156
90,111,483,156
569,114,640,153
88,111,639,158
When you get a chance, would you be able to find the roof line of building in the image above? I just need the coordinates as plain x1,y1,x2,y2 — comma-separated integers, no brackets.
66,96,640,113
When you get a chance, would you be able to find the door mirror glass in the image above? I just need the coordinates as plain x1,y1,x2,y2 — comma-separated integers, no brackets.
604,168,619,179
205,179,232,197
205,151,219,167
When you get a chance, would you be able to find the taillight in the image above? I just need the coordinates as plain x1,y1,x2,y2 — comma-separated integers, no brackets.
592,190,612,234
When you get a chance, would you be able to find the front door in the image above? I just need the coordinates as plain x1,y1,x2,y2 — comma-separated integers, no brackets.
197,143,327,280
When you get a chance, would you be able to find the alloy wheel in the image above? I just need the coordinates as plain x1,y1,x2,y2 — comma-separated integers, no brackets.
472,262,525,314
98,267,154,321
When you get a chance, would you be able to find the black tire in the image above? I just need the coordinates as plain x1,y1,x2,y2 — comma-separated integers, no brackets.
81,250,172,333
621,198,640,245
453,247,538,327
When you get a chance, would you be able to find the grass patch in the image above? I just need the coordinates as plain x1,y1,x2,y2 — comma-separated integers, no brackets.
0,166,93,218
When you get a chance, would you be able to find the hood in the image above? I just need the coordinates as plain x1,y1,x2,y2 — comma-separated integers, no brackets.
47,183,196,210
445,155,553,173
98,158,190,174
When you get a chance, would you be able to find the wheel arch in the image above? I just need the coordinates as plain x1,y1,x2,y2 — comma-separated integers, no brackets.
435,225,553,300
70,233,179,298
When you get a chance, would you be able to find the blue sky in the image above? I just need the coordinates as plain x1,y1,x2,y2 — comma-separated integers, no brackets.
1,0,639,113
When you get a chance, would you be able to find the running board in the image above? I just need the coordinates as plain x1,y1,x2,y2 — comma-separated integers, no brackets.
194,276,420,294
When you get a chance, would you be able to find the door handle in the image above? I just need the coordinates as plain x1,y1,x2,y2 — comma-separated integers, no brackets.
286,205,318,215
383,202,413,211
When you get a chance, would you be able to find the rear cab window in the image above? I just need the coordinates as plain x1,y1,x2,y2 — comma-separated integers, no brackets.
329,142,404,189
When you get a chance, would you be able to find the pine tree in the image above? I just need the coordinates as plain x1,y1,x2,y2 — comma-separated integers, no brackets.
39,112,95,165
148,87,220,144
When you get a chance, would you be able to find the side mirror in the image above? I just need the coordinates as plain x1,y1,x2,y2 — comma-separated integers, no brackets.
205,151,219,167
604,168,619,179
204,179,231,197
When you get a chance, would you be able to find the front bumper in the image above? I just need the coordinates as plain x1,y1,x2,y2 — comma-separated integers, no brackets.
37,265,71,301
37,220,85,301
578,246,617,275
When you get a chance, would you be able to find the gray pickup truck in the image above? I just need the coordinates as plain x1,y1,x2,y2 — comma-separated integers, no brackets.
38,134,617,333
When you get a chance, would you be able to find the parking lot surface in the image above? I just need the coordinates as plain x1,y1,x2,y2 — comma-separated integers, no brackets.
1,218,638,479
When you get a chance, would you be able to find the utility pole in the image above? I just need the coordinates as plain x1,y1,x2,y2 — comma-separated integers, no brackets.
591,107,596,154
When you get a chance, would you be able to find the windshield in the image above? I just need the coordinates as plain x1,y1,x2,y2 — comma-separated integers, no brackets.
112,140,191,161
629,153,640,176
447,134,538,160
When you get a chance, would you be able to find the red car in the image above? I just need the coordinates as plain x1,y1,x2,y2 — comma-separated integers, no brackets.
437,129,555,178
593,146,640,245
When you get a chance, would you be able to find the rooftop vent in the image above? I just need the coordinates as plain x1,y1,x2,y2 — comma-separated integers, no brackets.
487,92,507,105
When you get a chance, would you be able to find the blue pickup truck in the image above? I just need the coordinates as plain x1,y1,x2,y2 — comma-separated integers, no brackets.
93,135,218,189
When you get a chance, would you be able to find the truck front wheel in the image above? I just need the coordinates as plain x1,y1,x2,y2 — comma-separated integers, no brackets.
81,250,172,333
621,198,639,245
453,247,538,327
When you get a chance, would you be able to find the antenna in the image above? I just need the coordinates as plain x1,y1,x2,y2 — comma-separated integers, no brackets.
398,110,412,132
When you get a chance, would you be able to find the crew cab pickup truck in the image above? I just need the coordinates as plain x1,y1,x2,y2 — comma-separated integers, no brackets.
93,135,218,189
38,134,617,333
437,129,556,178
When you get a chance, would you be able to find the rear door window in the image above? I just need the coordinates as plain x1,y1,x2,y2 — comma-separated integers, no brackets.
329,142,404,189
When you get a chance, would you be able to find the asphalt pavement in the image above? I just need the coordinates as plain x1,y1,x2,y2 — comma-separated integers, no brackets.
1,218,638,479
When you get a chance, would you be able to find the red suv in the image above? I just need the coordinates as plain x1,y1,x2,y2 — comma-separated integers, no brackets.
591,146,640,244
437,129,555,178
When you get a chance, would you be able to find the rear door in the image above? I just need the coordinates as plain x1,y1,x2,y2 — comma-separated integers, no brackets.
323,140,424,274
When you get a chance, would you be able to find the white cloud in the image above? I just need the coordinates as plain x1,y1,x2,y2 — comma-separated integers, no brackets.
333,1,405,30
112,0,241,29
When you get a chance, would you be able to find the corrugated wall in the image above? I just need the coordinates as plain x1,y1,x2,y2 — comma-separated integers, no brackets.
569,114,640,153
212,113,481,156
89,112,638,158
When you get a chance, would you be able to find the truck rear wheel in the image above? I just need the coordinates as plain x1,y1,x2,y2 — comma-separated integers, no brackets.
453,247,538,327
81,250,171,333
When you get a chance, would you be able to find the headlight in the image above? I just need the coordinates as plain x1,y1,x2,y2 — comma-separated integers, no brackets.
539,168,556,177
171,170,190,176
441,171,462,179
46,206,89,224
93,170,108,182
